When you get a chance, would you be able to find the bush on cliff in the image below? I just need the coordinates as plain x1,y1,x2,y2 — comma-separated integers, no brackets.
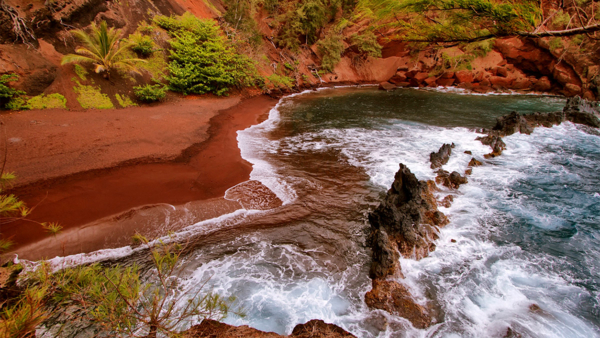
317,32,345,72
154,13,261,96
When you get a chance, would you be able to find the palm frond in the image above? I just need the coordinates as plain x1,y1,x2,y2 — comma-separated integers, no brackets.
61,54,97,65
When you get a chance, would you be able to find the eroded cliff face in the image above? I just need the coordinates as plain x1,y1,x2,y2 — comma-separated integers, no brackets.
375,37,597,99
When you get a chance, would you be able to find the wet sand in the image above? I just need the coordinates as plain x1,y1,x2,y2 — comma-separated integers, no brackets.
2,95,278,259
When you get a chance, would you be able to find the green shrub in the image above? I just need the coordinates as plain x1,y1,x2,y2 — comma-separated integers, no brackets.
155,14,261,96
549,37,564,51
5,97,28,110
350,31,382,58
129,33,156,56
0,74,25,109
317,33,344,72
266,74,294,89
26,93,67,110
133,84,167,102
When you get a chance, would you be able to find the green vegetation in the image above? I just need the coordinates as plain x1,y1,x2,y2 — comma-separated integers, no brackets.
74,82,114,109
129,32,156,56
0,74,25,110
356,0,540,42
61,21,146,79
115,94,138,108
26,93,67,110
549,37,564,51
74,64,88,81
350,31,382,57
133,84,167,102
222,0,262,46
155,13,261,96
317,32,345,72
266,74,295,89
0,240,242,337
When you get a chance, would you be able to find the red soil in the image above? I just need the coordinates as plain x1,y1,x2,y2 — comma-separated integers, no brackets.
2,95,278,257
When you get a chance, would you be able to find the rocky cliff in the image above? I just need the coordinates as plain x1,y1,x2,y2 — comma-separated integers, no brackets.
0,0,598,107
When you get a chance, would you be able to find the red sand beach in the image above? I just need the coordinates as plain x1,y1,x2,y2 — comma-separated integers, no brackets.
2,94,278,260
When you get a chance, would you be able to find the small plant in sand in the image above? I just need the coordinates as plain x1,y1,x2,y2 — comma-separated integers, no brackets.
61,21,146,80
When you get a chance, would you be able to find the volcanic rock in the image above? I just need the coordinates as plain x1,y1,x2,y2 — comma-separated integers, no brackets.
364,280,434,329
184,319,356,338
378,82,396,91
291,320,356,337
435,169,468,189
476,135,506,157
563,96,600,127
368,163,448,278
468,158,482,167
440,195,454,208
430,143,454,169
455,70,473,83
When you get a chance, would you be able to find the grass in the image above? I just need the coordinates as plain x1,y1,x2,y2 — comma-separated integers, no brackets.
74,65,88,81
115,94,137,108
73,82,114,109
26,94,67,110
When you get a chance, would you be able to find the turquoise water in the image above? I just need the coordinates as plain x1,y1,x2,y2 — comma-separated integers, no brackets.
175,87,598,337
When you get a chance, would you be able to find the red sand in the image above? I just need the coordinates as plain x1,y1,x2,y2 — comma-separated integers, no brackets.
2,95,278,258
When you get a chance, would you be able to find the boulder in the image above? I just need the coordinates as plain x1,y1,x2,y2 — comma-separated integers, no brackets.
494,67,508,77
493,111,534,135
389,71,408,84
489,76,512,88
440,195,454,208
291,320,356,338
184,319,356,338
468,158,482,166
365,280,435,329
378,82,396,91
476,134,506,157
455,70,474,83
414,72,430,82
430,143,454,169
533,76,552,92
563,83,582,97
424,77,437,86
563,96,600,128
440,71,455,79
437,78,455,86
435,170,468,189
512,78,532,90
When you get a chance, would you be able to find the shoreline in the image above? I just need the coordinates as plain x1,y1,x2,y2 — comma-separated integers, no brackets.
4,94,278,260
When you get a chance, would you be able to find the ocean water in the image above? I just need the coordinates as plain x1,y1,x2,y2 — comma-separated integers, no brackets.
51,87,600,337
168,87,600,337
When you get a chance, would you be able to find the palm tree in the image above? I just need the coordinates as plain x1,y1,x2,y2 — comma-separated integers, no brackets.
61,21,145,79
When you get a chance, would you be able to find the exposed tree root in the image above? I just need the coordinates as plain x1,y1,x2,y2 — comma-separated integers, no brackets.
0,0,35,45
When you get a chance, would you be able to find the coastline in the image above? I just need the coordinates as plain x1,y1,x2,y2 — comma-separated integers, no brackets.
4,94,279,260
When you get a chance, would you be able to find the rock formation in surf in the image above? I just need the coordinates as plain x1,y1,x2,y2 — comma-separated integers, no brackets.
365,163,448,328
430,143,454,169
477,96,600,155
